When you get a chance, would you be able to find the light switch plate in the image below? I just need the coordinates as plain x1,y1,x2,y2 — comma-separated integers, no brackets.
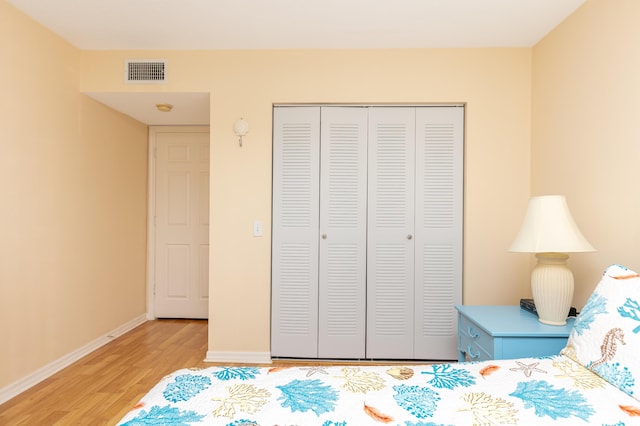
253,220,263,237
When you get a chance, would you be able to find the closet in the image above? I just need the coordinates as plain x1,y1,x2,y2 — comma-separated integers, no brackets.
271,105,463,360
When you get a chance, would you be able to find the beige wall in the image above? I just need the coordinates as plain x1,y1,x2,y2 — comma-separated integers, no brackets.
8,0,636,378
81,48,533,354
0,1,148,388
532,0,640,308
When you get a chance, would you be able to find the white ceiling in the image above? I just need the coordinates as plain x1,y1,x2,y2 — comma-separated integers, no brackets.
8,0,586,50
8,0,587,125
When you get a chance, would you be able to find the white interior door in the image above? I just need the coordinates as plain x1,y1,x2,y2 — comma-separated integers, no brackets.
271,107,321,357
366,107,416,358
153,126,210,319
318,107,368,358
271,105,463,360
413,106,464,359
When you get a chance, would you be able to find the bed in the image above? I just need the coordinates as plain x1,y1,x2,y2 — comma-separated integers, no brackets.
118,264,640,425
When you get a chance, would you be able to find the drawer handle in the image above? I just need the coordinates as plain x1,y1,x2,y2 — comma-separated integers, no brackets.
467,326,479,338
467,345,480,359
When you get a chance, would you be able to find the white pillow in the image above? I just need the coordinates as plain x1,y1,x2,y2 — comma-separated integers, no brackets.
561,264,640,401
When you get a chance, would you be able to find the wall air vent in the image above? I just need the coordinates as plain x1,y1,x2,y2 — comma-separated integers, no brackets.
125,59,167,84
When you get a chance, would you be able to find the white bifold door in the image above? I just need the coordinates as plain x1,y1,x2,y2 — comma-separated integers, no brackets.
271,105,463,360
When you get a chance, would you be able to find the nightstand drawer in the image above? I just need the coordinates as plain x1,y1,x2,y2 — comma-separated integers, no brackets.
458,315,494,360
455,305,574,361
459,333,492,361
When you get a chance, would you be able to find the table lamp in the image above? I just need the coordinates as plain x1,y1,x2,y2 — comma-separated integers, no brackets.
509,195,595,325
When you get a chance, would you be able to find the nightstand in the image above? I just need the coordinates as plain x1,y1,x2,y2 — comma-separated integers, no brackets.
455,305,575,362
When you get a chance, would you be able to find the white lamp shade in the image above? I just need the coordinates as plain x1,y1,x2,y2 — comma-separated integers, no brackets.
509,195,595,253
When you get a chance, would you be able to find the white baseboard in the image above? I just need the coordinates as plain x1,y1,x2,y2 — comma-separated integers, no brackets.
0,314,147,405
205,351,272,365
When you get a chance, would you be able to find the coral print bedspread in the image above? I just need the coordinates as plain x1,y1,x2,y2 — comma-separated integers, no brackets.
119,264,640,425
117,356,639,425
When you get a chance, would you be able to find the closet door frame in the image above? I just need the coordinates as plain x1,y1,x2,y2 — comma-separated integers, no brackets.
271,104,464,361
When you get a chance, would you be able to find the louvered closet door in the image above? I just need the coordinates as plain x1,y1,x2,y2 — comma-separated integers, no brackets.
414,107,464,360
318,107,368,358
366,107,416,359
271,107,321,358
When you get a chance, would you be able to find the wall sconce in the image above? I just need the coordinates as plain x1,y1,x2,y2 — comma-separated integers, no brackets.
233,118,249,147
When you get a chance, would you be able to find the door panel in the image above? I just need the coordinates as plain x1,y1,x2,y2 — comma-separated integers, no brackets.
318,107,368,359
366,107,416,359
271,107,321,358
154,127,209,319
414,107,464,359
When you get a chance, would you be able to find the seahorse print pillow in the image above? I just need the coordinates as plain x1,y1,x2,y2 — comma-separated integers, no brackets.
561,264,640,401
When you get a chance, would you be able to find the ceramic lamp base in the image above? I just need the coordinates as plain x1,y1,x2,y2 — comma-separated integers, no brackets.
531,252,574,326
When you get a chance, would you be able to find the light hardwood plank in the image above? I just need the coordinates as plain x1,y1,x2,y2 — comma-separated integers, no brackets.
0,319,210,425
0,318,433,425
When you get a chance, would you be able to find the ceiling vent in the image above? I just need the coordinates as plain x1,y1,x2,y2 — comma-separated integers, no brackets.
125,59,167,84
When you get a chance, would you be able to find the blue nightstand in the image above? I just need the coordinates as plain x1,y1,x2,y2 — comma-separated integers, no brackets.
455,305,575,362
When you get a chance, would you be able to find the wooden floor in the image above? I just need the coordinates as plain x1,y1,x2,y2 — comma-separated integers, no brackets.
0,319,214,425
0,319,437,425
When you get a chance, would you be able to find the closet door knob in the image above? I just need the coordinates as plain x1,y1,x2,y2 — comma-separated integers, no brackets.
322,234,327,239
407,234,413,240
